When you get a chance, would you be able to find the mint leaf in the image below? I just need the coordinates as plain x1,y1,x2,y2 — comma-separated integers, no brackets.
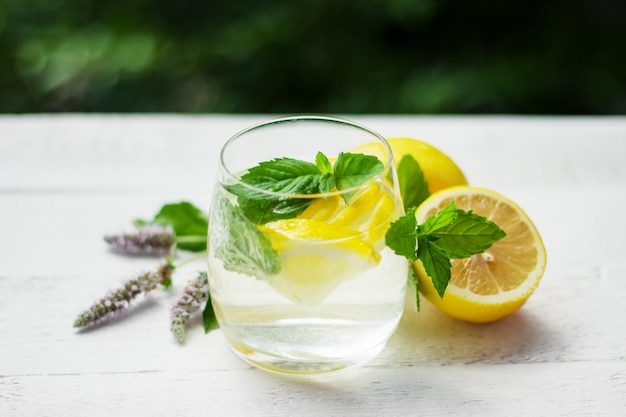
239,157,322,195
333,152,384,202
407,266,420,312
202,287,219,333
236,194,310,224
384,206,418,262
427,209,506,259
416,236,452,298
135,201,208,252
418,201,457,234
316,152,336,193
226,157,323,224
318,173,335,194
210,192,281,278
316,151,333,175
397,154,430,210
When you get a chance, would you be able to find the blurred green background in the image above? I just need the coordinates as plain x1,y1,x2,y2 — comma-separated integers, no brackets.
1,0,625,114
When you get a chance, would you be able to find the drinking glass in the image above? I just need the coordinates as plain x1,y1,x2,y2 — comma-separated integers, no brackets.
207,115,407,374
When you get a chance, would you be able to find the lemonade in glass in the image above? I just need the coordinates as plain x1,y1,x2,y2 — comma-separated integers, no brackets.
207,115,407,374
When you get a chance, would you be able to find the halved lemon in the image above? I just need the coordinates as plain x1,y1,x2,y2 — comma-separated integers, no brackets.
414,186,547,323
351,137,468,194
258,218,381,306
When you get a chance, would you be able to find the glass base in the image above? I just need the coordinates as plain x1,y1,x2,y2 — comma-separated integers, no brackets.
228,338,389,375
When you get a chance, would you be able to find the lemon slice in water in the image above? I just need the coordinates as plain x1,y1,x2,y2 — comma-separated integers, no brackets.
299,182,397,247
259,219,381,306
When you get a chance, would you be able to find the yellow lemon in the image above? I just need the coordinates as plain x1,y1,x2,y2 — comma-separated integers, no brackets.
258,218,381,306
414,186,547,323
299,182,398,247
351,137,468,194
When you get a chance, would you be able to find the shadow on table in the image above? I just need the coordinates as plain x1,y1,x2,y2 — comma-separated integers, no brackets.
233,298,561,414
379,296,558,366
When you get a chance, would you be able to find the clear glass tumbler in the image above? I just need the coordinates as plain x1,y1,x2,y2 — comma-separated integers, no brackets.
207,115,407,374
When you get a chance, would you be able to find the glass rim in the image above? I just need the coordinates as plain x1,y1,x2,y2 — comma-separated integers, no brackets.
218,114,395,199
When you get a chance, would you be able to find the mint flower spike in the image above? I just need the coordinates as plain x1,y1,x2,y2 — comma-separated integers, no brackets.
104,225,175,256
170,272,209,343
73,263,174,329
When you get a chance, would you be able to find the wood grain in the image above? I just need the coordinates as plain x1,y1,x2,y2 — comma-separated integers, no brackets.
1,115,625,416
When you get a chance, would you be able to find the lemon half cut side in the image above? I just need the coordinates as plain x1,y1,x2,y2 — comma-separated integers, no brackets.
414,186,547,323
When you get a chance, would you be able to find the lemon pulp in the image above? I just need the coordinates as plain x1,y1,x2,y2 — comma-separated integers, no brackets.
414,186,547,323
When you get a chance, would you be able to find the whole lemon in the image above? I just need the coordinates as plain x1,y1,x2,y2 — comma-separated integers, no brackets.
352,137,468,194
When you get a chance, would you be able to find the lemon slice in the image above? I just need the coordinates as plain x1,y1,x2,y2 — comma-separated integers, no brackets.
258,219,381,306
299,182,398,247
351,137,468,193
414,186,547,323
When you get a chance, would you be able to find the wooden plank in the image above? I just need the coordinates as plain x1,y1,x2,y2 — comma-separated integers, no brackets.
2,115,625,191
1,258,624,378
1,115,626,416
1,362,624,417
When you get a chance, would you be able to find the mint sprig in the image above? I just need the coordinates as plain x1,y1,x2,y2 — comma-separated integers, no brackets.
227,151,384,224
385,201,506,303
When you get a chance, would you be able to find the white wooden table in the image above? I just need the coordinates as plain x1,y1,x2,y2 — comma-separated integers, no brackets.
1,115,625,416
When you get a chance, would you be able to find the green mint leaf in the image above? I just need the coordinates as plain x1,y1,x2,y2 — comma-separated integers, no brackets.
134,201,208,252
384,206,418,262
407,265,420,312
237,196,310,224
315,151,333,175
427,209,506,259
416,236,452,298
226,157,323,224
397,154,430,210
239,157,322,194
333,152,384,203
230,173,321,197
210,192,281,278
316,151,335,194
419,201,458,234
202,282,219,333
269,174,322,195
318,173,335,194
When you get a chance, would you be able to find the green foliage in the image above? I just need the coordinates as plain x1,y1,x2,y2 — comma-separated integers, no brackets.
385,201,506,300
135,201,208,252
396,154,429,211
210,191,282,278
227,151,384,223
333,153,385,202
1,0,625,113
202,288,219,334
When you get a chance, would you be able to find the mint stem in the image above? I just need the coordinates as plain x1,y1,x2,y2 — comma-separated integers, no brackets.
175,235,208,243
